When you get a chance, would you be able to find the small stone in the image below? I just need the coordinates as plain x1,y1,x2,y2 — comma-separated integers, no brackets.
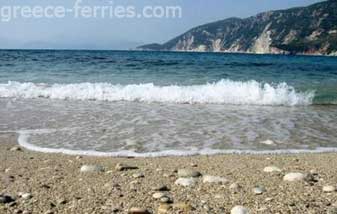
21,193,32,200
80,165,104,173
160,196,171,203
177,169,201,178
116,163,138,171
132,173,144,178
174,178,197,187
283,172,306,182
0,194,15,204
75,156,82,160
263,166,282,173
44,210,54,214
231,206,250,214
202,175,228,184
158,204,171,214
152,192,167,199
265,197,273,202
10,146,22,151
128,207,150,214
253,186,266,195
323,185,336,193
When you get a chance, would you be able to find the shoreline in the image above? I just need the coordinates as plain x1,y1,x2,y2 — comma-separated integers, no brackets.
2,133,337,213
14,130,337,158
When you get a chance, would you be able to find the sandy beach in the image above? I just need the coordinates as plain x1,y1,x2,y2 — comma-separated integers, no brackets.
1,133,337,214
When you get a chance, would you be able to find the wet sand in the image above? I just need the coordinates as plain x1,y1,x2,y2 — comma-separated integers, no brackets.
1,133,337,214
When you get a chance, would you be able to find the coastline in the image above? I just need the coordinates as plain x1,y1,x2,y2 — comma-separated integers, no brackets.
2,133,337,213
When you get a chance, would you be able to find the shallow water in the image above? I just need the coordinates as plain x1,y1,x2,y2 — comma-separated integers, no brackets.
0,50,337,156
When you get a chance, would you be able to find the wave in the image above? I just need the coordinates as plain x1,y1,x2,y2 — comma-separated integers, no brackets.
0,80,315,106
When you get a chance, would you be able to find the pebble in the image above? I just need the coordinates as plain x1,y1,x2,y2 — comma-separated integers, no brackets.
174,177,197,187
253,186,266,195
160,196,171,203
80,165,104,173
283,172,306,182
0,194,15,204
132,173,144,178
128,207,150,214
263,166,282,173
116,163,138,171
202,175,228,184
177,169,201,178
323,185,336,193
152,192,167,199
231,206,250,214
10,146,22,151
20,193,33,200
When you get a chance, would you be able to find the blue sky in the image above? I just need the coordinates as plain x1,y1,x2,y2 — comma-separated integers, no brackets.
0,0,323,50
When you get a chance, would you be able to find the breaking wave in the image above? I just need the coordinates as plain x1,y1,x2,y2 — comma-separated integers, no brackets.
0,80,315,106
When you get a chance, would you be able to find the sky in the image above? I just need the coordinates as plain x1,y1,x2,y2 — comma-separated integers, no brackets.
0,0,323,50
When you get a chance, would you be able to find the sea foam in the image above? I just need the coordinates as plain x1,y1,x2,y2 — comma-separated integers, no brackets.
0,80,314,106
16,129,337,157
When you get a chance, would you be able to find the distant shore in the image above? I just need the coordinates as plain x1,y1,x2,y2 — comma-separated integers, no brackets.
1,132,337,214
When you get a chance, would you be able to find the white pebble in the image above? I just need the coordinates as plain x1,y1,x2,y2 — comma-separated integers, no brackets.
253,187,265,195
323,185,336,193
80,165,104,173
152,192,167,199
132,173,144,178
174,177,197,187
231,205,250,214
263,166,281,173
283,172,306,182
21,193,32,200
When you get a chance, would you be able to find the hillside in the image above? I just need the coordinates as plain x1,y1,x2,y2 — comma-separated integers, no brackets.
138,0,337,56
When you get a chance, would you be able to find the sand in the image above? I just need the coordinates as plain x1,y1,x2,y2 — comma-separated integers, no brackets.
1,132,337,214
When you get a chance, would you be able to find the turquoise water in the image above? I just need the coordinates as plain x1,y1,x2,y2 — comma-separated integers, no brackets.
0,50,337,156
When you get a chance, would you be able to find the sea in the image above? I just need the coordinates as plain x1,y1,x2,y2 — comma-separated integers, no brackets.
0,50,337,157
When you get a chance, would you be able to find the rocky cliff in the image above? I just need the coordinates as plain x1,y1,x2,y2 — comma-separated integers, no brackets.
138,0,337,56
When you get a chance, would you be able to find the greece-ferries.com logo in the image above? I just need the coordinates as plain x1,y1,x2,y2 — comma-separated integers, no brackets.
0,0,183,22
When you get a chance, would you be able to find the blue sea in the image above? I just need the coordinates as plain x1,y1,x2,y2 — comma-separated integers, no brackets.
0,50,337,156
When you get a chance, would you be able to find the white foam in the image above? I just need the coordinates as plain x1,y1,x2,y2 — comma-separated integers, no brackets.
0,80,314,106
17,130,337,157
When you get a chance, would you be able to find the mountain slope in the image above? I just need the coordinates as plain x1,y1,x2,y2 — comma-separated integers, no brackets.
138,0,337,55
